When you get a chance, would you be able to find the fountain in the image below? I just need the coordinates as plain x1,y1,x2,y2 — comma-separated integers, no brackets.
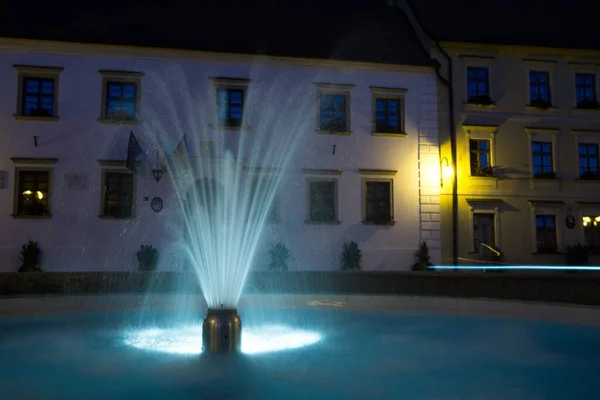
143,63,313,354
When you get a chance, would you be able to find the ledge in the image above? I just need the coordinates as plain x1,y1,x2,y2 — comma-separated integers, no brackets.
315,130,352,136
13,115,59,121
11,157,58,165
97,118,140,125
0,272,600,306
371,132,407,138
10,214,52,219
304,220,342,225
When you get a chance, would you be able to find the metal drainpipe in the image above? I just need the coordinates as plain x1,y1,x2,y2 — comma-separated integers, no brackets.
404,0,458,266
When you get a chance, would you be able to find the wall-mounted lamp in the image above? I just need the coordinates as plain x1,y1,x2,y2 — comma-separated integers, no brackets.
152,149,164,183
441,157,453,187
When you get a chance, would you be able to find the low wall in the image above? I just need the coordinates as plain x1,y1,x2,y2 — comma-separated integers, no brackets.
0,271,599,306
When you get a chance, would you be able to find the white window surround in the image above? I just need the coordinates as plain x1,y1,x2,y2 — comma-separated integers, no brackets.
314,82,354,136
460,55,495,108
525,127,559,182
465,198,503,253
369,86,407,137
522,59,558,111
528,200,564,254
568,65,599,109
462,125,498,180
209,77,251,130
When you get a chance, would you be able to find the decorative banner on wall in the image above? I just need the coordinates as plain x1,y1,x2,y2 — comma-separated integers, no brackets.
64,174,90,190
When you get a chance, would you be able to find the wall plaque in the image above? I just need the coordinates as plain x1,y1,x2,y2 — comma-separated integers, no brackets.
64,174,89,190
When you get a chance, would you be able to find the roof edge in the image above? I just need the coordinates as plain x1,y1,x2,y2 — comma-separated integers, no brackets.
0,37,437,73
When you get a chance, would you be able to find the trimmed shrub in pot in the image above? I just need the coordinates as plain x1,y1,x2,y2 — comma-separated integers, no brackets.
340,241,362,270
18,240,42,272
137,245,159,271
268,242,291,271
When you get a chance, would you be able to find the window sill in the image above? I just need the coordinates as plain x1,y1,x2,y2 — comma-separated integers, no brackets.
362,220,396,226
315,130,352,136
209,124,250,131
573,107,600,115
304,220,342,225
13,115,59,121
371,132,407,138
98,118,140,125
10,214,52,219
463,102,496,111
525,105,558,113
98,215,136,220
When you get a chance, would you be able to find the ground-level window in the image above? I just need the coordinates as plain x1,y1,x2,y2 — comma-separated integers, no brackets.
15,169,51,216
363,180,393,224
102,171,134,218
307,179,337,222
535,214,557,253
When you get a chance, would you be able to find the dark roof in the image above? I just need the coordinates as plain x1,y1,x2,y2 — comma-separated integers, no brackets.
0,0,434,67
408,0,600,50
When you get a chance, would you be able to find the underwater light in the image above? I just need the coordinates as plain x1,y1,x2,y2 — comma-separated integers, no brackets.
123,324,322,355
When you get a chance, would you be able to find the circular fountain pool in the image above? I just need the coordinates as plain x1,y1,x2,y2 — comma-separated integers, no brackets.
0,294,599,399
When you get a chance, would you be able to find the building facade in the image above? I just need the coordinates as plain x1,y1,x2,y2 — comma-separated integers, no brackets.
0,37,441,272
400,0,600,266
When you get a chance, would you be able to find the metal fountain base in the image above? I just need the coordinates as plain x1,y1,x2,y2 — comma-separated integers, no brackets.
202,308,242,354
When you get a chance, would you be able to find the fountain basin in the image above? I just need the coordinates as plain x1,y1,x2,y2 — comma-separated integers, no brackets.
0,294,599,399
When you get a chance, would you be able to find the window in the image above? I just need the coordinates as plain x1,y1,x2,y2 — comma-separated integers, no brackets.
363,180,393,224
13,65,63,119
217,88,244,128
307,179,337,222
531,141,554,178
473,213,495,253
15,170,51,216
535,215,557,253
579,143,599,180
466,67,490,102
247,178,279,223
529,71,551,106
469,139,493,176
374,98,402,133
315,83,353,134
105,82,137,121
102,171,134,218
575,73,597,108
582,216,600,252
99,70,143,123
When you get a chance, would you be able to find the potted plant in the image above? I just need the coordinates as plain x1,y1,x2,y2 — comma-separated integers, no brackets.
137,245,159,271
411,241,434,271
268,242,291,271
340,241,362,270
18,240,42,272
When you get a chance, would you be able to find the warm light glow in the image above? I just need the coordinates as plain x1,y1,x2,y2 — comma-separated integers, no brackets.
123,324,322,355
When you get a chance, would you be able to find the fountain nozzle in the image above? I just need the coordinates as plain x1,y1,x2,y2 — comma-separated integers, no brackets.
202,308,242,354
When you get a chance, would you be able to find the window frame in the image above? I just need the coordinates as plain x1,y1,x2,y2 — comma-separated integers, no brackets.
361,177,394,225
370,86,407,136
98,70,144,124
12,167,53,218
13,65,63,121
99,168,136,219
210,77,250,130
314,82,354,136
529,201,563,254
